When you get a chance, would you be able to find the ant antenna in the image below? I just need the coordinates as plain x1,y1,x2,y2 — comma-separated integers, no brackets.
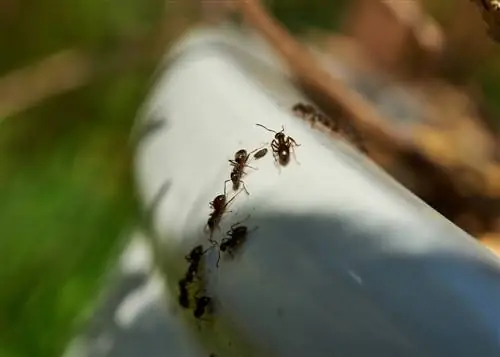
256,123,277,134
256,123,285,134
216,247,223,267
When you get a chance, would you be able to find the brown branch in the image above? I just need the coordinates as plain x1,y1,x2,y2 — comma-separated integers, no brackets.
238,0,415,155
0,50,96,119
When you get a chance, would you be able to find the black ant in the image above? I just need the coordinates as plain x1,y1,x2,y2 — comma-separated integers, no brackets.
226,148,260,195
206,183,243,243
256,124,300,166
216,216,258,266
253,147,268,159
194,295,212,319
184,244,211,282
178,277,190,308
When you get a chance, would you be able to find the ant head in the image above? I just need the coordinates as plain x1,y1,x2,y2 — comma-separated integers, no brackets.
234,149,247,161
292,103,304,112
275,132,285,140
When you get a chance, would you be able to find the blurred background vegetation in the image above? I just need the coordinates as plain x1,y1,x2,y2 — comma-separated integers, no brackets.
1,0,500,356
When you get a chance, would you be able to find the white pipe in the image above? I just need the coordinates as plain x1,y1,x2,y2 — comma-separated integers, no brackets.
134,24,500,357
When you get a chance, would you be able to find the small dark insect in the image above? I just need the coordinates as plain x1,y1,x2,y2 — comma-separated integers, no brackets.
184,245,206,282
256,123,300,167
292,102,315,118
178,278,190,308
194,296,212,319
217,216,258,266
253,147,268,159
206,183,242,243
226,148,258,195
292,103,367,154
293,102,339,131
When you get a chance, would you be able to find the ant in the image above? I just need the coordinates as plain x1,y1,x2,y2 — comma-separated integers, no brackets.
184,244,212,282
292,102,315,118
293,102,339,130
194,295,212,319
226,148,260,195
291,103,367,154
216,216,258,266
256,124,300,167
178,244,215,309
178,277,190,308
206,183,243,243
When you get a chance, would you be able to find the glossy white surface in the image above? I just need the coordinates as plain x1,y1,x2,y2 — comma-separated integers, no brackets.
134,25,500,357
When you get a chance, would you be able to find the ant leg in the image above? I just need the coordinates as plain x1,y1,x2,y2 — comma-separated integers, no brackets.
245,164,258,170
216,249,222,268
241,180,250,195
223,180,230,196
272,152,281,172
291,144,301,165
289,137,301,147
203,223,211,234
224,187,243,208
208,235,217,245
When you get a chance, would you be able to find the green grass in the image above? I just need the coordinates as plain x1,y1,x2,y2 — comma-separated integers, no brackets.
0,68,152,357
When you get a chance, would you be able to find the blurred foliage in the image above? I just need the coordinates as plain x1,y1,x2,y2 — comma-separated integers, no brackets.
1,0,500,356
0,0,162,356
269,0,347,33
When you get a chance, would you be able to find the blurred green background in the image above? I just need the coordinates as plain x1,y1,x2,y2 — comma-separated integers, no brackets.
0,0,499,356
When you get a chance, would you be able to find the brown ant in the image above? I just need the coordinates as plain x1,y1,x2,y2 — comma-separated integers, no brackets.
253,147,268,159
292,102,315,118
256,124,300,166
226,148,259,195
216,216,258,266
206,183,243,243
292,102,367,154
194,295,212,319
